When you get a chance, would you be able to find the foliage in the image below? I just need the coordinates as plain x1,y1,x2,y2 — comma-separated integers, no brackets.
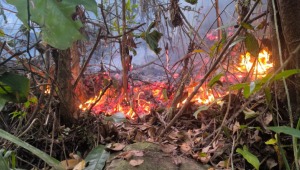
140,22,163,55
230,69,300,98
185,0,198,5
0,149,15,170
0,72,29,105
0,129,64,170
6,0,97,50
84,145,110,170
236,145,260,170
208,73,223,88
267,126,300,138
244,32,259,58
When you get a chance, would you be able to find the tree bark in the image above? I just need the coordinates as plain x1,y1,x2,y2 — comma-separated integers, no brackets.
269,0,300,119
56,49,77,125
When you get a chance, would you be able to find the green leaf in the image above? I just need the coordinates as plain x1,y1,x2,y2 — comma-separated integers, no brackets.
85,145,110,170
267,126,300,138
0,129,64,170
0,29,4,37
243,108,259,119
264,87,271,104
265,138,277,145
142,22,163,54
0,98,6,111
236,146,260,170
0,154,9,170
193,106,209,119
208,73,223,88
229,82,248,91
244,32,259,58
272,69,300,81
185,0,198,5
0,72,29,103
241,22,254,30
7,0,97,50
104,112,127,123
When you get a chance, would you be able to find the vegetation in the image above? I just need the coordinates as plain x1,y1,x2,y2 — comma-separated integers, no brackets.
0,0,300,169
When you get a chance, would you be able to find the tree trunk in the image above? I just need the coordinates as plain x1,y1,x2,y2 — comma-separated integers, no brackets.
55,49,77,126
269,0,300,119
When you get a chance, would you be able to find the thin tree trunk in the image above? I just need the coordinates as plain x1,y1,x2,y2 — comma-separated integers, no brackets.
121,0,129,100
56,49,76,125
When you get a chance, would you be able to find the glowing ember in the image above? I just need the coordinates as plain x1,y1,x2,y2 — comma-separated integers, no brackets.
238,49,273,77
44,85,51,94
78,49,273,119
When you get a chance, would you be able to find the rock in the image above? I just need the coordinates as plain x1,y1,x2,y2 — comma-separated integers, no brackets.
105,142,209,170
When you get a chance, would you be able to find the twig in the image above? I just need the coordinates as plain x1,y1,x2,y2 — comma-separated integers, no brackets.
86,80,113,114
159,0,260,137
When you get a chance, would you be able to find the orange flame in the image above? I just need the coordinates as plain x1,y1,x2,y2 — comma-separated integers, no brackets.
78,49,273,119
239,49,273,77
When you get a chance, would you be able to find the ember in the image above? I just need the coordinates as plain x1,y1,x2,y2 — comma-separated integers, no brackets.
79,49,273,119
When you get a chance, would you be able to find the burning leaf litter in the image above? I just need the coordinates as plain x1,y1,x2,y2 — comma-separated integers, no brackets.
78,49,273,119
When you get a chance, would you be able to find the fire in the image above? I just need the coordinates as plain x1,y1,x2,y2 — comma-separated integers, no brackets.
78,49,273,119
239,49,273,77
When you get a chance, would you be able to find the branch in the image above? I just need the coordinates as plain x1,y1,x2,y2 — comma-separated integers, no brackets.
159,0,260,137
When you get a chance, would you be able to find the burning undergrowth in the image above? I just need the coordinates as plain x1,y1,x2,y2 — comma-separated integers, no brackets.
79,48,273,120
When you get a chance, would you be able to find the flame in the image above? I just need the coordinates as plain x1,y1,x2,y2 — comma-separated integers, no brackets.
239,49,273,77
78,49,273,119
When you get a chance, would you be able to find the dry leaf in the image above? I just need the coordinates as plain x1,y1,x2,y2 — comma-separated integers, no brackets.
232,121,240,134
117,151,133,160
180,143,191,154
107,143,126,151
147,127,156,138
160,144,177,153
129,159,144,166
263,112,273,125
199,153,211,164
69,153,81,161
73,160,85,170
60,159,80,170
135,130,144,142
131,150,144,157
267,158,278,169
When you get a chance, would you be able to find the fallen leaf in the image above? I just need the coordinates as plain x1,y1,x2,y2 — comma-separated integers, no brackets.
73,160,85,170
232,121,240,134
147,127,156,138
267,158,278,169
129,159,144,166
60,159,80,170
131,150,144,157
263,112,273,125
69,153,81,160
199,153,211,164
106,143,126,151
117,151,133,160
135,130,144,142
180,143,191,154
160,144,177,153
216,161,225,168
